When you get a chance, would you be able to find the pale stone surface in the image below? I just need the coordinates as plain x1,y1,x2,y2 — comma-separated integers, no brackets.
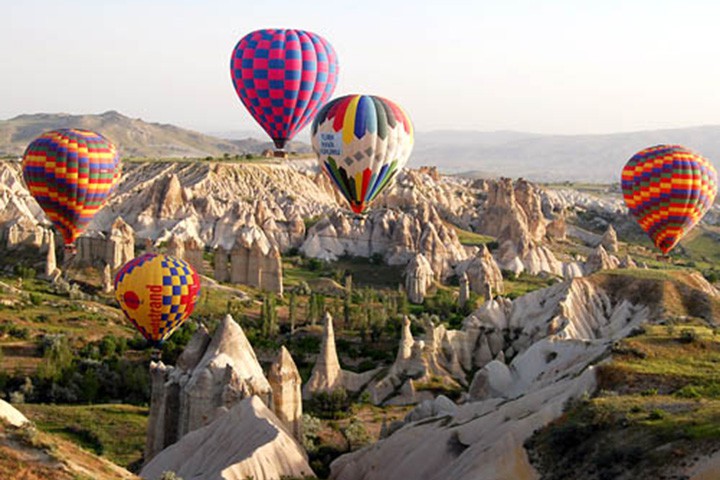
404,253,434,304
303,312,343,399
75,217,135,269
600,224,619,253
456,245,504,295
144,316,272,462
0,399,29,427
141,397,314,480
268,346,303,441
584,244,620,274
229,226,283,294
458,272,469,307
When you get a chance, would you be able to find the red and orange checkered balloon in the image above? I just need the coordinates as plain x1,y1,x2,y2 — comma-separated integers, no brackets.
22,129,121,246
621,145,718,254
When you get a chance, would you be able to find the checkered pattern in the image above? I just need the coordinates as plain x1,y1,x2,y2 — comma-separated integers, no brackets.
622,145,718,254
230,29,338,149
22,129,121,245
159,256,200,334
115,253,201,345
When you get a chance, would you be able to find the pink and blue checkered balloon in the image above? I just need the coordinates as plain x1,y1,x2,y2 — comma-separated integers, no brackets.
230,28,339,151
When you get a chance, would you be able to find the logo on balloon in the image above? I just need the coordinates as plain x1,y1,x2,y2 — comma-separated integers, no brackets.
123,291,141,310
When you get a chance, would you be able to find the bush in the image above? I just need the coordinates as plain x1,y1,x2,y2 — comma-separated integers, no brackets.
28,293,43,306
307,389,351,419
678,329,698,344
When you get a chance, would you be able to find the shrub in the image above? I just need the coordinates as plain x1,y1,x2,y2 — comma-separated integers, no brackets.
678,329,698,344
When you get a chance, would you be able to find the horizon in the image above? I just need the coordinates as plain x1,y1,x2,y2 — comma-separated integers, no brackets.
5,109,720,140
3,1,720,138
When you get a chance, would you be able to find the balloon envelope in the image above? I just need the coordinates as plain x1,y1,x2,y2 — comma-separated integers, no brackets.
230,28,339,150
115,253,201,346
22,129,121,246
621,145,718,254
312,94,414,214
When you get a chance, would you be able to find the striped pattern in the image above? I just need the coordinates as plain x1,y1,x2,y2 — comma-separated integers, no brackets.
115,253,201,346
22,129,121,246
311,95,414,214
621,145,718,254
231,28,338,150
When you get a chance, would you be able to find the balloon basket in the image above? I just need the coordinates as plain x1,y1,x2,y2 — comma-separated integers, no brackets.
150,348,162,362
273,150,288,159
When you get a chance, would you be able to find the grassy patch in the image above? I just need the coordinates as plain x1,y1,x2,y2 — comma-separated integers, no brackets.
527,320,720,479
18,403,147,470
503,272,558,299
453,227,495,247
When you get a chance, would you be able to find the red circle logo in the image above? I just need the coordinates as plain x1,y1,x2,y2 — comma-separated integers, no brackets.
123,291,141,310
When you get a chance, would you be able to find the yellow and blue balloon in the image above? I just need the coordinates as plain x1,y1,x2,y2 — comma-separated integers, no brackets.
115,253,201,346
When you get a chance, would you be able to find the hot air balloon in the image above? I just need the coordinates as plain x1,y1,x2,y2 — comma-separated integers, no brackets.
621,145,718,255
230,28,339,156
114,253,201,346
311,94,414,214
22,129,121,252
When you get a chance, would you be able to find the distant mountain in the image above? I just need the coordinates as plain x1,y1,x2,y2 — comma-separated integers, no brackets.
0,111,311,158
411,127,720,182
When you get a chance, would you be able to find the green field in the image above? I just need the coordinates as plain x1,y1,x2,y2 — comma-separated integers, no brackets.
18,403,148,470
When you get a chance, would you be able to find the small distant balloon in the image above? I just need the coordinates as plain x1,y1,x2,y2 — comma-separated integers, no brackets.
311,94,414,214
22,129,121,248
114,253,201,346
621,145,718,254
230,28,339,153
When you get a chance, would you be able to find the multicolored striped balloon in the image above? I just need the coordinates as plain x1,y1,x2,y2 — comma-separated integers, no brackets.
115,253,201,346
312,95,414,214
621,145,717,254
22,129,121,247
230,28,339,151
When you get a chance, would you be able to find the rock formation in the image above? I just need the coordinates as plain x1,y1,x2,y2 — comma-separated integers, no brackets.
166,234,205,275
141,397,314,480
303,312,343,399
75,217,135,269
102,263,112,293
474,178,562,276
330,275,661,480
213,247,230,282
268,346,303,441
301,206,468,279
217,226,283,294
600,224,619,252
404,253,434,304
457,245,504,296
144,316,272,462
458,272,469,307
45,230,57,278
366,315,464,405
584,244,620,274
303,312,380,400
546,213,567,241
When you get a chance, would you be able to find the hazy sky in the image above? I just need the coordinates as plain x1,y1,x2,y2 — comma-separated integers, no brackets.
2,0,720,136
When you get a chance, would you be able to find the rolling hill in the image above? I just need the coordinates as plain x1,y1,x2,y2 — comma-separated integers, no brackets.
0,111,311,159
412,126,720,182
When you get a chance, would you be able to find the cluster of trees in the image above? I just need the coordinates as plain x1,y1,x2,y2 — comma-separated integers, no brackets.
3,334,150,405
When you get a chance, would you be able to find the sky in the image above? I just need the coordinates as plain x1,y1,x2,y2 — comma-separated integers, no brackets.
2,0,720,136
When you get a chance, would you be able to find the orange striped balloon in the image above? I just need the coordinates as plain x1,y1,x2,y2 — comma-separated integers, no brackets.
22,129,121,246
621,145,717,254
